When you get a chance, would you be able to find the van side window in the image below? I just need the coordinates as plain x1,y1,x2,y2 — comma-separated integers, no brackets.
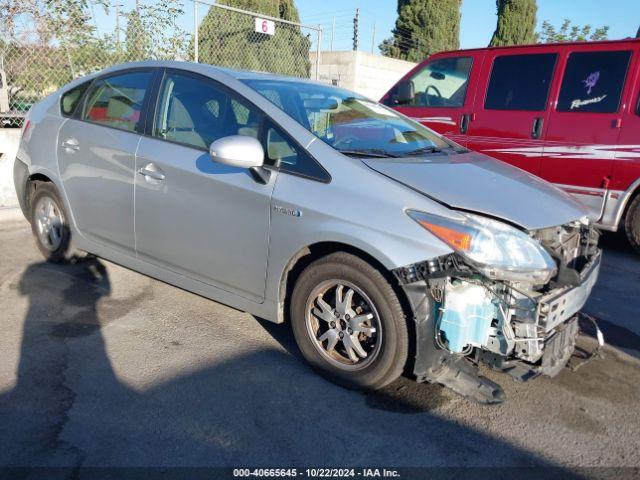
82,71,153,132
485,54,557,111
557,50,631,113
402,57,473,108
61,82,90,117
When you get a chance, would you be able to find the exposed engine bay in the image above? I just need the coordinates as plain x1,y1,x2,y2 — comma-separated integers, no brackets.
394,220,602,403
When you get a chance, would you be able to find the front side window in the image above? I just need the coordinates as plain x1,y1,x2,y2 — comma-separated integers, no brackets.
82,71,153,132
485,53,557,111
244,79,454,158
153,72,261,150
61,81,89,117
557,50,631,113
402,57,473,108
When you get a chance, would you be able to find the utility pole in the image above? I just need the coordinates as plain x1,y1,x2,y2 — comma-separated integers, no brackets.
371,22,376,54
194,1,199,62
114,2,122,52
330,15,335,51
352,8,359,51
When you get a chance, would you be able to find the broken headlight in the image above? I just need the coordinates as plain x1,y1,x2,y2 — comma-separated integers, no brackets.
407,210,557,284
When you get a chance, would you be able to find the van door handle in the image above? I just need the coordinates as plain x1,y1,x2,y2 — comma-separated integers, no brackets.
531,117,544,139
61,138,79,152
138,163,165,183
460,113,471,134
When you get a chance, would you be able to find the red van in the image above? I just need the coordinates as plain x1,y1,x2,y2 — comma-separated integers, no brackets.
382,39,640,252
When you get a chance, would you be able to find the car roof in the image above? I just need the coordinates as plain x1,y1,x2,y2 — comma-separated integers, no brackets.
97,59,325,86
432,37,640,57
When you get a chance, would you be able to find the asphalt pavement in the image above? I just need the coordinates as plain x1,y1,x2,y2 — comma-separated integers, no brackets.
0,215,639,476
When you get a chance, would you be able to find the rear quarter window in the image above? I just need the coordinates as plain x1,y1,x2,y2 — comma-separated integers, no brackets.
557,50,631,113
60,82,90,117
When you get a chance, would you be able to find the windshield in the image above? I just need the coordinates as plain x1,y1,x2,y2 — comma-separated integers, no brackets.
242,79,456,157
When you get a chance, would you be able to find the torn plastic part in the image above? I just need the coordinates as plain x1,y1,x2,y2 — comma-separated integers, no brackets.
392,254,471,284
400,281,506,404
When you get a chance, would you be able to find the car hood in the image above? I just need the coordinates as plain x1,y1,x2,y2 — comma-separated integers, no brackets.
362,152,589,231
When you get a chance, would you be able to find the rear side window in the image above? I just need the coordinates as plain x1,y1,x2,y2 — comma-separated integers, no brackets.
485,53,557,111
82,70,153,132
557,50,631,113
60,82,89,117
403,57,473,108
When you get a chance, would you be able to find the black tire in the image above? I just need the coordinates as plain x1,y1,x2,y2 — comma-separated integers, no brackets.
29,182,72,263
290,252,409,390
625,194,640,254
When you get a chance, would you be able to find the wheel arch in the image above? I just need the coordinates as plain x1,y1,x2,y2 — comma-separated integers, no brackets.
621,181,640,226
24,170,62,218
276,241,413,327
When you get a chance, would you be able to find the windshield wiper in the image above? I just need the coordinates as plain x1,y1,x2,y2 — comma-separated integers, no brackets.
404,145,443,156
337,148,401,158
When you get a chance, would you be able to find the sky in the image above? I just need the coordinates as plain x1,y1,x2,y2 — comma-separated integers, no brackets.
296,0,640,52
85,0,640,55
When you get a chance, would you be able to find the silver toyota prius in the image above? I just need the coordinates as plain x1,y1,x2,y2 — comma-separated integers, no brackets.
14,61,602,403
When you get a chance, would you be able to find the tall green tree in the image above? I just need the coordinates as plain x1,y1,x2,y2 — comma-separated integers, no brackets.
195,0,311,78
537,19,609,43
380,0,461,61
489,0,537,46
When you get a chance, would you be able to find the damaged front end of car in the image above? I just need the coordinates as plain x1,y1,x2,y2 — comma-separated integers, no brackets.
394,210,602,404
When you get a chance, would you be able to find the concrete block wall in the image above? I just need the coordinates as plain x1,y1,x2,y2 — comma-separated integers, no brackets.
0,128,20,208
311,50,416,100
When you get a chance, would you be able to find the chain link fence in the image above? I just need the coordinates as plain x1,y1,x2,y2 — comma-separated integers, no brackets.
0,0,322,127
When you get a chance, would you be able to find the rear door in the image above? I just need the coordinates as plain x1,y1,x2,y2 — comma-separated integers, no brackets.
57,69,154,254
384,51,483,146
540,45,635,220
466,49,559,175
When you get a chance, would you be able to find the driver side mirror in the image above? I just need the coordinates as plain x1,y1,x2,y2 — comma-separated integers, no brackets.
209,135,270,184
396,80,415,105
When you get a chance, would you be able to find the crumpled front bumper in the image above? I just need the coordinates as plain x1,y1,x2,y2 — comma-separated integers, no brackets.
537,250,602,333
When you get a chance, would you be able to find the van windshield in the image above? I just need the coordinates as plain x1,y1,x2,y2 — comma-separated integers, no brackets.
243,79,457,158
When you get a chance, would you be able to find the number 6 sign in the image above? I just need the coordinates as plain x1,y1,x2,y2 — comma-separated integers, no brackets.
254,17,275,36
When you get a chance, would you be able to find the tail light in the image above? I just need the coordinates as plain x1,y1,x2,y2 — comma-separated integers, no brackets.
21,119,31,141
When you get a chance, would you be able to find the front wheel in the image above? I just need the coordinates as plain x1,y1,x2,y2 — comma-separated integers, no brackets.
290,252,409,390
625,194,640,254
30,183,72,263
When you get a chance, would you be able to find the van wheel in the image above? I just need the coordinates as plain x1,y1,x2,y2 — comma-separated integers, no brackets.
30,183,72,263
290,252,408,390
625,194,640,254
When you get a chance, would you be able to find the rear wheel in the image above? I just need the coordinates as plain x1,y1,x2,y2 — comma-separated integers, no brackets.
30,183,72,263
290,252,409,390
625,194,640,254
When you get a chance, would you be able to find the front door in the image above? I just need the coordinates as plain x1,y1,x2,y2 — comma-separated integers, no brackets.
387,52,482,146
540,46,635,220
57,69,154,254
134,70,274,302
466,50,559,176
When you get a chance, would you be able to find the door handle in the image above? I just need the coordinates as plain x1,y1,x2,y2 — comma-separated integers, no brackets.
531,117,544,139
138,164,165,182
61,138,79,151
460,113,471,134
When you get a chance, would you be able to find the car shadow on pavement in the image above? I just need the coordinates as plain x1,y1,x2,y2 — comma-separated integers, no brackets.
0,258,587,477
